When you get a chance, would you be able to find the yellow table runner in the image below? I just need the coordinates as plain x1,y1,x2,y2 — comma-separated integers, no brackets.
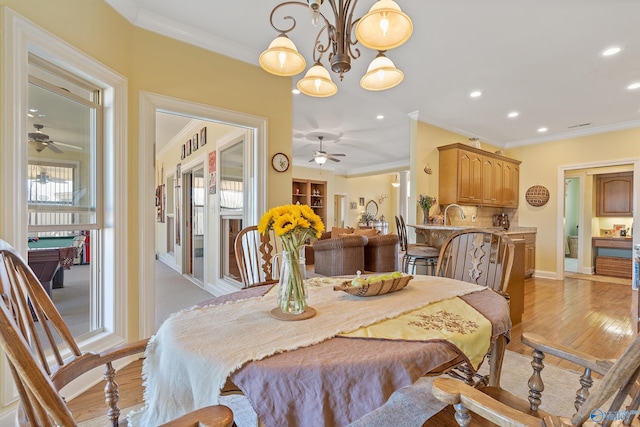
270,276,492,368
339,296,492,369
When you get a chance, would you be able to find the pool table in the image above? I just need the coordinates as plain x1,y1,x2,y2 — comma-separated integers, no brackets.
27,236,80,295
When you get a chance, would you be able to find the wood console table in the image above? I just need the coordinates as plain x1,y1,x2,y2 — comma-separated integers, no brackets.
592,237,632,278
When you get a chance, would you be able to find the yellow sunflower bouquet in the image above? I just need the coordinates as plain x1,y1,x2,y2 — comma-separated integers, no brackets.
258,204,325,314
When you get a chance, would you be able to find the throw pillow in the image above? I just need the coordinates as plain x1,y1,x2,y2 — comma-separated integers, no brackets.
354,228,379,237
331,227,355,239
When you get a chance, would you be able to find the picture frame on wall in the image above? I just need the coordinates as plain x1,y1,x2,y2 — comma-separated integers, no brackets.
186,139,192,156
180,143,186,160
200,127,207,146
192,133,199,151
359,197,365,206
350,202,357,210
176,163,181,180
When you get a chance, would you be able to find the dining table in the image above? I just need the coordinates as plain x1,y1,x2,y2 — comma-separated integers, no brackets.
129,274,511,427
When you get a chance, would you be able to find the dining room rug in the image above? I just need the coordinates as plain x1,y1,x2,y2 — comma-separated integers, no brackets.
217,349,598,427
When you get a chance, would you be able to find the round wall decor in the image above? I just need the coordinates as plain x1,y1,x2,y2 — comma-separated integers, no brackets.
525,185,550,207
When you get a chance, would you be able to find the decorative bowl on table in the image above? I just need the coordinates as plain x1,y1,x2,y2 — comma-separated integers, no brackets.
333,273,413,297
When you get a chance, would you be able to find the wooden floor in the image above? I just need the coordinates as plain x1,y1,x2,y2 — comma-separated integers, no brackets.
68,275,636,422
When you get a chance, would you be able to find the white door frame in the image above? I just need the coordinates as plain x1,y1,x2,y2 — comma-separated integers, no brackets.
138,92,267,338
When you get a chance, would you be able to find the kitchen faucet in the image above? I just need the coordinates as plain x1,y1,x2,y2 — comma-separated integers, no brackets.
443,204,466,226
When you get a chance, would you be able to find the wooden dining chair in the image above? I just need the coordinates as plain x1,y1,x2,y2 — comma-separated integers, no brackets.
0,239,234,427
430,330,640,427
234,225,283,288
395,215,440,274
432,229,515,387
435,228,515,295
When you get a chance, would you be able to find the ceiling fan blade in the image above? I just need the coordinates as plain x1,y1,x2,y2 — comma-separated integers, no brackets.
327,157,341,162
308,158,316,162
47,143,63,154
51,140,83,151
328,153,345,157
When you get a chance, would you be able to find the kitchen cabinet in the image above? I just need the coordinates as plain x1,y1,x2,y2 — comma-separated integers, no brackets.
292,179,327,225
596,172,633,217
482,157,503,205
506,231,536,277
438,143,521,207
456,149,483,203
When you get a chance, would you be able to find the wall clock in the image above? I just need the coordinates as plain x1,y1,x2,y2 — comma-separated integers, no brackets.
271,152,290,172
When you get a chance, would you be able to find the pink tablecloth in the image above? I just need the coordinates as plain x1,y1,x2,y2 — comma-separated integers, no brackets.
212,285,511,427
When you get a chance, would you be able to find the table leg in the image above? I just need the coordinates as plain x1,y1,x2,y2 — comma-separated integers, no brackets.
52,267,64,289
487,334,507,387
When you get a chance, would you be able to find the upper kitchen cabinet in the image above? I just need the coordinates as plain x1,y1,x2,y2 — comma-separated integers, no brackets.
596,172,633,217
438,143,521,207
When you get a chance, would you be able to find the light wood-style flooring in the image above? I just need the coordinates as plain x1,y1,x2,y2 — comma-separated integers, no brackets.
68,275,636,422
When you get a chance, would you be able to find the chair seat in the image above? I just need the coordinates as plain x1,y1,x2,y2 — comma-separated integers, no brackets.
406,245,440,258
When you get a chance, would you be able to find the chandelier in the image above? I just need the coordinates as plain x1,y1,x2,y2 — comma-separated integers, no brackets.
259,0,413,97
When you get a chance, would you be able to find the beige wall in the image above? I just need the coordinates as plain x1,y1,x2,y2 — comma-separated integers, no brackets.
1,0,293,338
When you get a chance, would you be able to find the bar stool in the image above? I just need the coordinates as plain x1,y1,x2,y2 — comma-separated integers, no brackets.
395,215,440,275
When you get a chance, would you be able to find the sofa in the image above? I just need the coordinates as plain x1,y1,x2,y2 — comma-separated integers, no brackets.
311,227,399,276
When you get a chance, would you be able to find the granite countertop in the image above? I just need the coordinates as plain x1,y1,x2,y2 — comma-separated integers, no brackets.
409,224,537,234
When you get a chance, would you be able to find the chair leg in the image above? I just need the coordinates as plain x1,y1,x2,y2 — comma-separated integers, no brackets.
528,349,545,414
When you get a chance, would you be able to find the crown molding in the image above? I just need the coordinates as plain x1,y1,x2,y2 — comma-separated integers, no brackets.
105,0,258,65
504,119,640,148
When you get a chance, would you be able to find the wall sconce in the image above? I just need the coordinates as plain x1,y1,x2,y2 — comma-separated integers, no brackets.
392,172,400,187
424,164,432,175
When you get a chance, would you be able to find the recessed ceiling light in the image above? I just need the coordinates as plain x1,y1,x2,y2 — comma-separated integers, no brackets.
469,91,482,98
602,46,622,57
292,88,300,94
29,108,38,113
537,127,548,133
508,111,519,118
376,114,384,120
627,82,640,90
27,113,34,118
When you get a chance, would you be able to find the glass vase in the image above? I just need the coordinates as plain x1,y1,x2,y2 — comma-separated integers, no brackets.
423,208,430,225
277,246,307,314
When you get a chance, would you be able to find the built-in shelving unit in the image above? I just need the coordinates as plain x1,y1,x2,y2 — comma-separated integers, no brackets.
292,179,326,225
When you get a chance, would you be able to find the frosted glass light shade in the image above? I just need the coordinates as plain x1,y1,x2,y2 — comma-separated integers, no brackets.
360,54,404,91
355,0,413,51
259,36,306,76
296,64,338,97
314,154,328,165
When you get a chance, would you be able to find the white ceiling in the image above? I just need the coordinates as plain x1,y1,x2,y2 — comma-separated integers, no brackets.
105,0,640,175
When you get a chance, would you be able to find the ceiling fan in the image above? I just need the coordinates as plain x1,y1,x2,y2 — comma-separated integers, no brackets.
308,136,345,165
28,124,82,154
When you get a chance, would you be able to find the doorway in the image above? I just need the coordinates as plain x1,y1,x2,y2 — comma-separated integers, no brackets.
140,92,268,337
564,177,580,273
183,166,205,285
333,194,347,228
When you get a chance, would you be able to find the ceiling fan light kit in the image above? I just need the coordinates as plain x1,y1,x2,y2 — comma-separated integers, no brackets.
309,135,345,164
260,0,413,97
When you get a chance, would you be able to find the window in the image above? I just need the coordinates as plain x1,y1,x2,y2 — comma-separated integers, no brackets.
27,56,103,335
28,56,102,231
